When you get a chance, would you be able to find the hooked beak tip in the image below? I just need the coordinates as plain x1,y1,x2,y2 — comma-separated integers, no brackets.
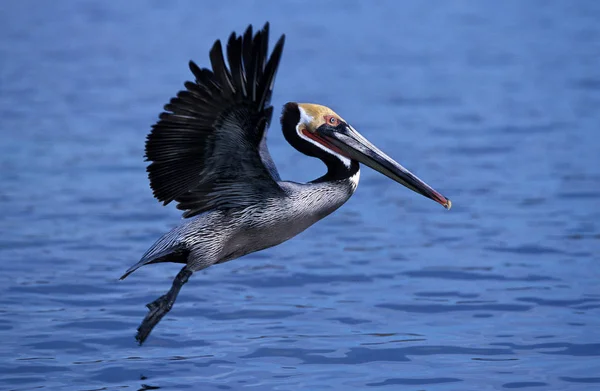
432,193,452,210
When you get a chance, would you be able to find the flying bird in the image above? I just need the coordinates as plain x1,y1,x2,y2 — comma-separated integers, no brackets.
121,23,451,345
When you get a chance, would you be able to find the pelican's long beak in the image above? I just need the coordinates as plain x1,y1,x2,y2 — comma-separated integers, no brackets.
319,125,451,209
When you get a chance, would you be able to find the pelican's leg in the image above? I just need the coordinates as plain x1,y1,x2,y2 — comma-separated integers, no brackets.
136,266,193,345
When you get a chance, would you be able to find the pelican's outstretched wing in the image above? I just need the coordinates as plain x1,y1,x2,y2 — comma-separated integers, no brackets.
145,23,285,218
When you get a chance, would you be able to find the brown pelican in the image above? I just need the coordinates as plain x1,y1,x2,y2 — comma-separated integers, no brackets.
121,23,451,345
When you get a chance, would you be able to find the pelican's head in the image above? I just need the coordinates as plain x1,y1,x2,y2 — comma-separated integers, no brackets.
282,102,451,210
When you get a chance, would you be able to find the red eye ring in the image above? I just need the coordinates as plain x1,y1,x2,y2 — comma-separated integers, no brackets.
325,115,338,126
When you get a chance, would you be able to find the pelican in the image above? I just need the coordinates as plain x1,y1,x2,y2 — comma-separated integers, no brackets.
121,23,451,345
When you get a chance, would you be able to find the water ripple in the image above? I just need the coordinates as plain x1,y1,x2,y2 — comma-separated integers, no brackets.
241,345,513,364
491,342,600,356
366,377,462,386
378,303,532,313
403,270,557,282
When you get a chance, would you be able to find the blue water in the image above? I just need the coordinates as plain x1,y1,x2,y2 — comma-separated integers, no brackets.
1,1,599,390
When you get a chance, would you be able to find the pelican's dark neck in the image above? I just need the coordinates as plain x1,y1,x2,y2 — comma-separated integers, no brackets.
313,159,359,183
281,103,359,183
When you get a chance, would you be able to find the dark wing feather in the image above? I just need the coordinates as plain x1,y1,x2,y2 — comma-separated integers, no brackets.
145,23,285,218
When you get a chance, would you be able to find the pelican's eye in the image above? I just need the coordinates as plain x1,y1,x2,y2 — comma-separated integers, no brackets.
325,115,339,126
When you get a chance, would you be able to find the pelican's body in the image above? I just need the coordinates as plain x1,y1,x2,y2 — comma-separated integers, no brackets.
121,23,450,344
132,177,358,273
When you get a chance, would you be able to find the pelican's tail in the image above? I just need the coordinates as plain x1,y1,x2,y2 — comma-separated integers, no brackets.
119,227,190,280
119,247,189,280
